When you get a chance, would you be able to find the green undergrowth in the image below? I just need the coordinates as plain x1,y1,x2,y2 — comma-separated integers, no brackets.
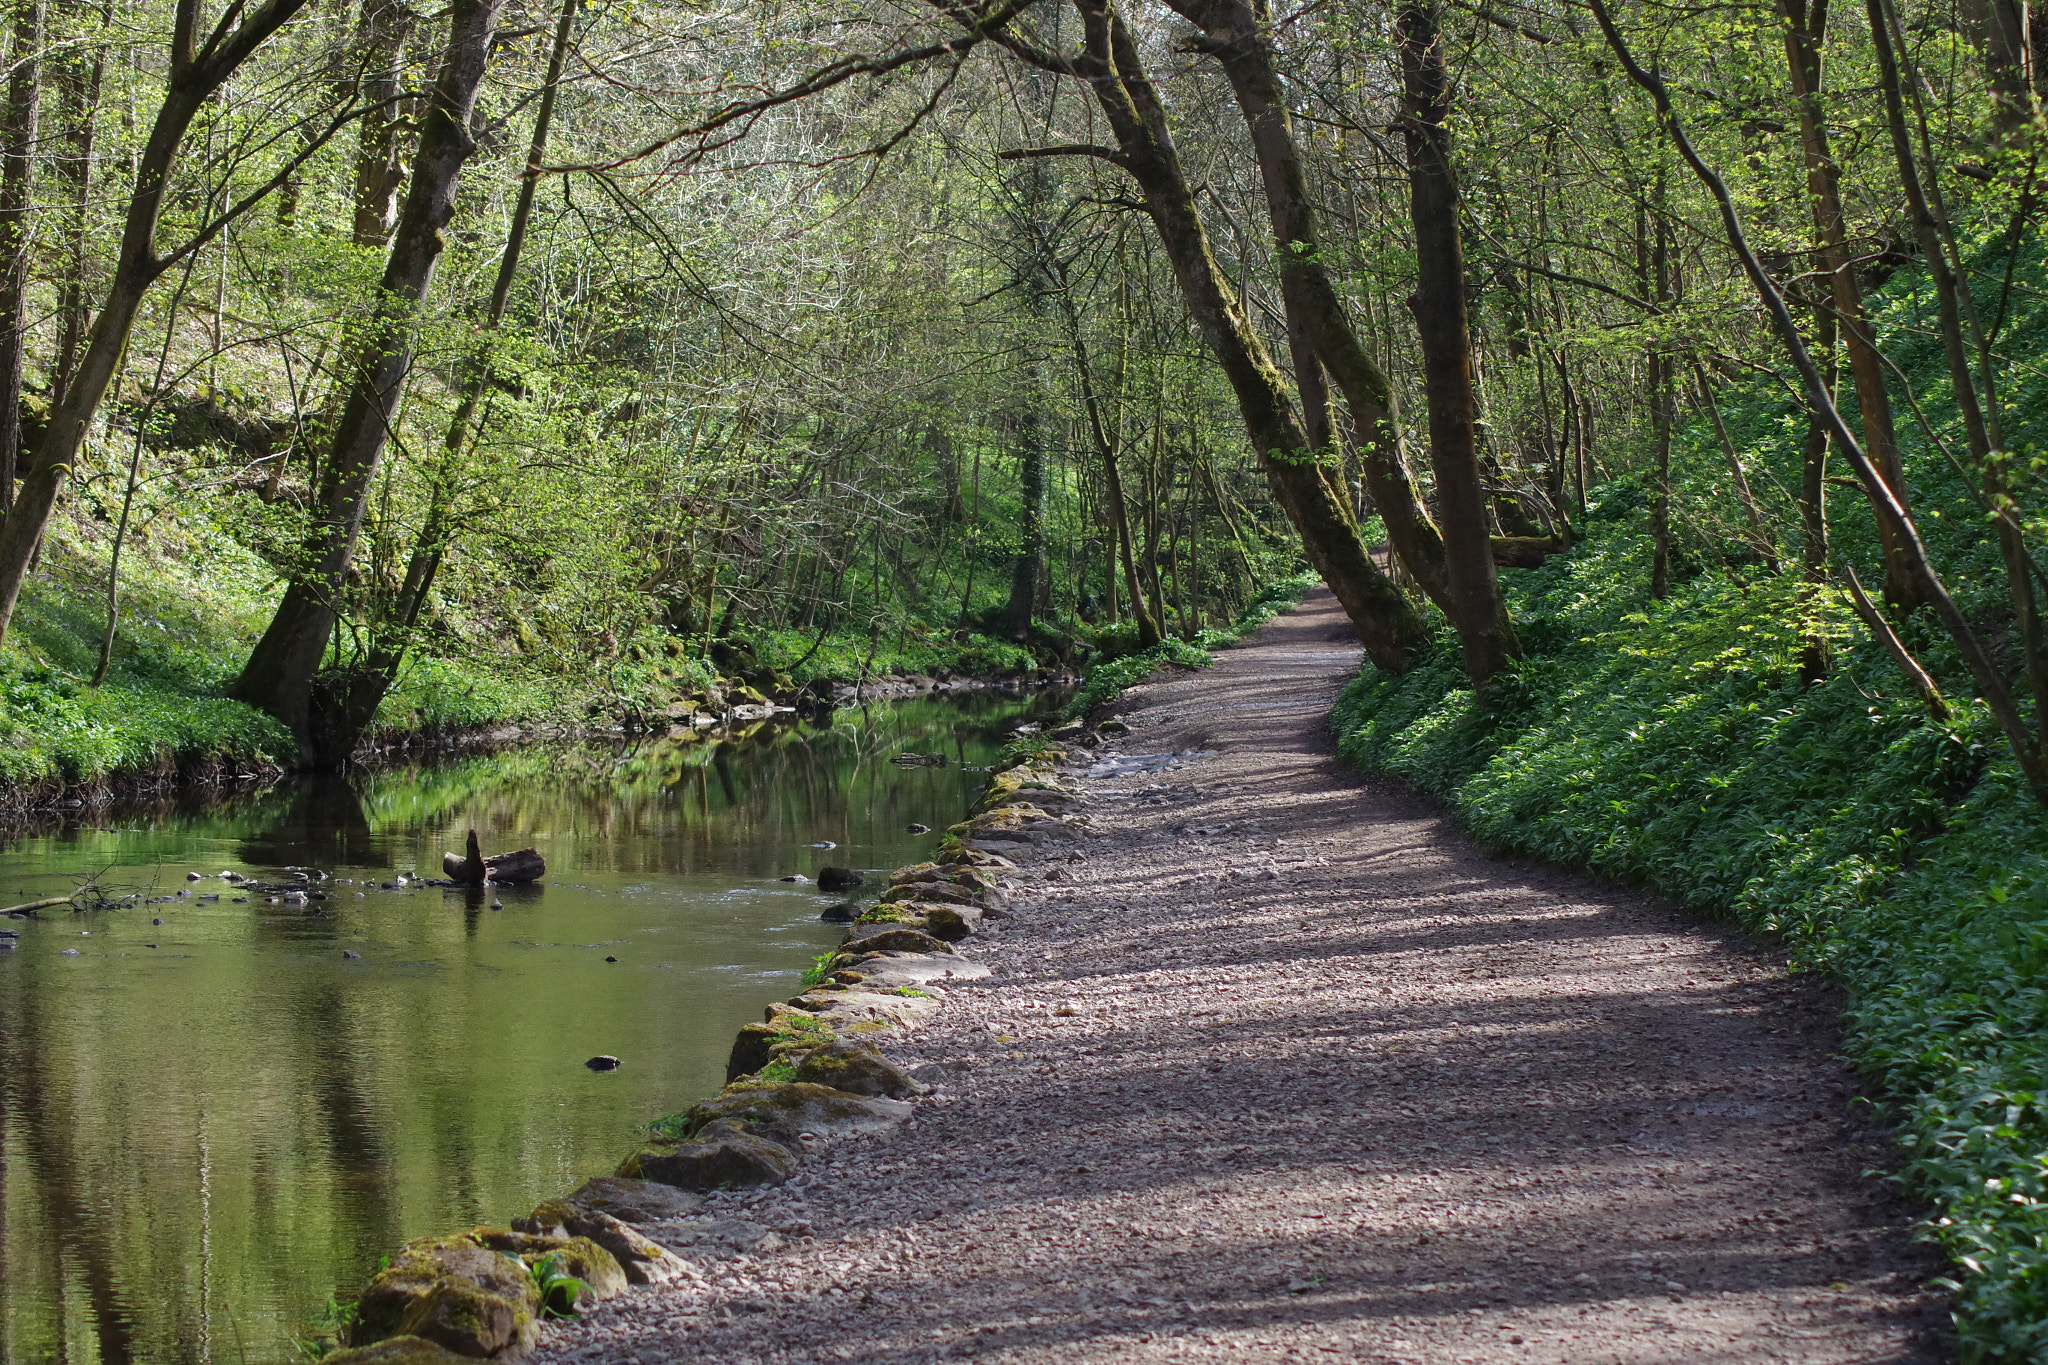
1333,515,2048,1360
1066,568,1319,719
0,516,292,788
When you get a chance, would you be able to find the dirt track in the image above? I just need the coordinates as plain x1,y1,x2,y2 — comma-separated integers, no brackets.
536,588,1948,1364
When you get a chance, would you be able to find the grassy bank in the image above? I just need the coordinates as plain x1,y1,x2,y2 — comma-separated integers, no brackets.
0,493,1293,797
1331,509,2048,1359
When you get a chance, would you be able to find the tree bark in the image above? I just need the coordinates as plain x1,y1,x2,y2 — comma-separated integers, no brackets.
995,0,1426,669
0,0,313,650
1396,0,1519,684
350,0,410,247
1003,400,1047,639
231,0,509,754
1176,0,1454,611
45,0,105,410
0,0,44,512
311,0,577,754
1780,0,1922,607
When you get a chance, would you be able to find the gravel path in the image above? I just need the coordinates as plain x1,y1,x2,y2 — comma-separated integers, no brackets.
536,589,1948,1365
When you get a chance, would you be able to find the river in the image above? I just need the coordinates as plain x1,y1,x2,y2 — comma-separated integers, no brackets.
0,691,1060,1364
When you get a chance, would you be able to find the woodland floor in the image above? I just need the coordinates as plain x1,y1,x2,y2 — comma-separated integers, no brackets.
535,589,1951,1365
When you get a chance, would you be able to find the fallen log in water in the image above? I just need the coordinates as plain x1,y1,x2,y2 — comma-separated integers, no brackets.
441,828,546,885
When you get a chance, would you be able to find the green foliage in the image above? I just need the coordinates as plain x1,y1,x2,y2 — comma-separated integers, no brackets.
1331,509,2048,1360
1065,568,1318,718
526,1253,592,1320
799,949,838,989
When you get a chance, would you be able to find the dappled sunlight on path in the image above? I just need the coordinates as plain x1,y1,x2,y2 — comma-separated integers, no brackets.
535,588,1945,1365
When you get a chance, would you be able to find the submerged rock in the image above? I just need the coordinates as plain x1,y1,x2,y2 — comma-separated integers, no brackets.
819,902,857,922
817,866,864,892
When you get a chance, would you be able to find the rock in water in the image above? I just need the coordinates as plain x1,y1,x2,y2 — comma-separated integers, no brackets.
907,823,931,835
817,866,864,892
819,902,857,922
585,1055,621,1071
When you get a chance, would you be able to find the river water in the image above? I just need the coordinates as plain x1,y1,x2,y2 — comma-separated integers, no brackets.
0,692,1058,1364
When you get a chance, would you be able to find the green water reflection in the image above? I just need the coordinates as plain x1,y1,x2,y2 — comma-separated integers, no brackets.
0,692,1058,1364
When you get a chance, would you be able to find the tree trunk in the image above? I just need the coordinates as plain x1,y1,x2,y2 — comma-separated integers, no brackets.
1179,0,1453,610
0,0,311,649
312,0,577,755
1396,0,1519,685
1002,400,1046,639
231,0,508,754
998,0,1426,670
46,0,105,410
1780,0,1922,607
0,0,44,512
350,0,410,247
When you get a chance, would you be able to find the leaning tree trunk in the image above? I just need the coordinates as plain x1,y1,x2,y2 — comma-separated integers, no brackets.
310,0,576,755
230,0,508,755
1179,0,1454,609
996,0,1427,670
0,0,313,649
1395,0,1519,686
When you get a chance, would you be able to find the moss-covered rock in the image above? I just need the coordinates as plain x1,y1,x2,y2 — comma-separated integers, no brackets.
564,1175,703,1225
853,904,930,929
786,1036,925,1098
685,1079,913,1146
513,1201,696,1285
877,879,980,909
350,1234,538,1358
886,901,979,941
784,986,941,1028
319,1336,472,1365
625,1118,796,1191
725,1021,782,1081
469,1228,628,1300
841,923,952,954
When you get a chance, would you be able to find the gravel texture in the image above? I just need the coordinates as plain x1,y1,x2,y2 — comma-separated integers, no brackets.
532,589,1949,1364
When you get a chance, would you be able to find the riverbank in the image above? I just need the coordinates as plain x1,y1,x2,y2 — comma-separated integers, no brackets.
496,589,1942,1365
